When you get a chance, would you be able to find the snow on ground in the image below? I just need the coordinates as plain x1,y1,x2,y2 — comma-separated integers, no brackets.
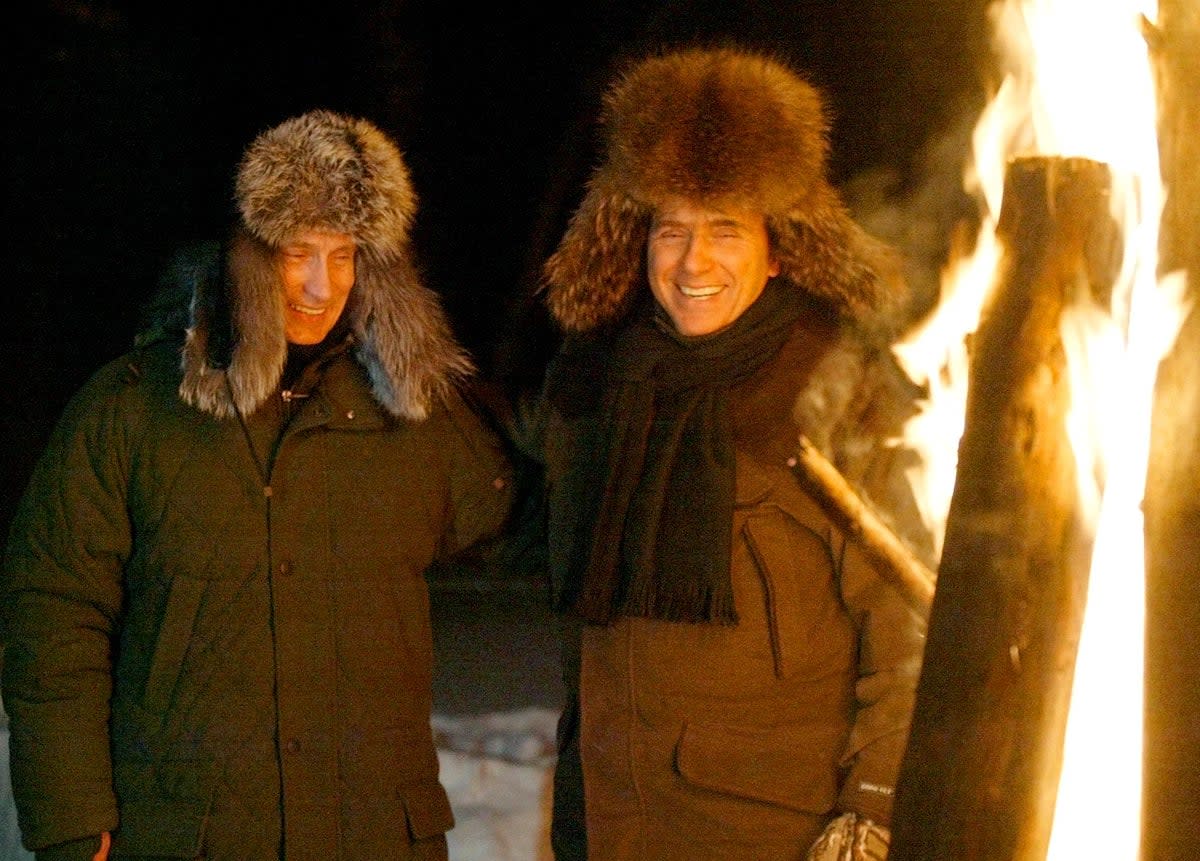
435,707,559,861
1,707,31,861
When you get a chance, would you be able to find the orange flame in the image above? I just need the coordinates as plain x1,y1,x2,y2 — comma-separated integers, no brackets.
892,1,1191,857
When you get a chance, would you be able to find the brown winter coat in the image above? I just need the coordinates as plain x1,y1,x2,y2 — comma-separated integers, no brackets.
529,46,931,859
537,314,930,860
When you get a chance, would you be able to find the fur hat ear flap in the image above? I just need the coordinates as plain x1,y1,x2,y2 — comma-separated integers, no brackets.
350,247,474,420
771,195,908,327
543,190,649,334
179,230,286,418
188,238,235,370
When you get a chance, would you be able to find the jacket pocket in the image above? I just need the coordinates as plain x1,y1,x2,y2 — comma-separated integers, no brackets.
675,720,841,814
112,797,208,858
142,574,205,715
743,512,851,680
400,779,456,841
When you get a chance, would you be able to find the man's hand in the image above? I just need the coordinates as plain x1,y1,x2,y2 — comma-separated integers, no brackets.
807,812,890,861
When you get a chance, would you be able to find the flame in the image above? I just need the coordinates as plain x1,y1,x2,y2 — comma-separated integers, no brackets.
893,0,1191,857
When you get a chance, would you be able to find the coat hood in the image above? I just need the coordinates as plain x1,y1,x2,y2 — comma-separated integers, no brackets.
178,109,472,420
543,46,905,334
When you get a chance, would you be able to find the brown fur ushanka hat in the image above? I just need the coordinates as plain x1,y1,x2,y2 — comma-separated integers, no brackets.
180,109,471,420
543,46,903,333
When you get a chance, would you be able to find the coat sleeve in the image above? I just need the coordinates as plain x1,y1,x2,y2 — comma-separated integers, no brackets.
797,336,933,830
1,360,138,851
433,384,517,562
821,343,931,830
831,533,927,829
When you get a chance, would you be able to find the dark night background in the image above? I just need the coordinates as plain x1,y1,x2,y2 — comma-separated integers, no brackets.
9,4,1200,858
4,0,992,533
4,0,998,807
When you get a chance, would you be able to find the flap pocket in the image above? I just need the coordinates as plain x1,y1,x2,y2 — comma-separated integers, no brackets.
113,797,208,857
400,779,456,841
675,720,840,814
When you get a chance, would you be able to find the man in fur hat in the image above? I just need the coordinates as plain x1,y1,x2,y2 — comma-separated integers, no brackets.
518,47,933,860
1,110,514,860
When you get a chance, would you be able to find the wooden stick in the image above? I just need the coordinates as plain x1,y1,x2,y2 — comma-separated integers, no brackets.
788,435,935,614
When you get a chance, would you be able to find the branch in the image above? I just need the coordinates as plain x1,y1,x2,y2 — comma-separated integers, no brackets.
789,434,936,615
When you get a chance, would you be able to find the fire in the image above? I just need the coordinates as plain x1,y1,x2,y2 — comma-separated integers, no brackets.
892,0,1189,857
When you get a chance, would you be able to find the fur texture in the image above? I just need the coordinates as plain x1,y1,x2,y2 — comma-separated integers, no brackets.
544,46,905,333
179,110,471,420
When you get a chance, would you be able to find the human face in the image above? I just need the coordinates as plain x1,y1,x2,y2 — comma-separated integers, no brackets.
277,230,357,344
646,198,780,337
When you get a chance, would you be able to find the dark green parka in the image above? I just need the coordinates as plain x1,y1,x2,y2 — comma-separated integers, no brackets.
1,111,514,861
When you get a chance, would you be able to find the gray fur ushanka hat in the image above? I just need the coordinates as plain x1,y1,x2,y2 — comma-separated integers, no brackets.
543,46,903,333
180,109,471,420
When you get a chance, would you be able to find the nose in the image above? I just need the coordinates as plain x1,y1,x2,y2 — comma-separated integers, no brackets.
303,257,334,303
681,233,714,273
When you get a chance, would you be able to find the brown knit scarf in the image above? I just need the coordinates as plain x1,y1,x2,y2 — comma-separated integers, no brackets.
548,280,807,625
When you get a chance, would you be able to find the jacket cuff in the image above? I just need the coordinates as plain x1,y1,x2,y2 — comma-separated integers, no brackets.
837,728,911,826
837,773,896,827
35,834,103,861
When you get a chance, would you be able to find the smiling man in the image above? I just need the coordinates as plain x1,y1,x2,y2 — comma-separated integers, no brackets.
1,110,514,860
646,197,781,337
516,47,934,861
278,230,358,345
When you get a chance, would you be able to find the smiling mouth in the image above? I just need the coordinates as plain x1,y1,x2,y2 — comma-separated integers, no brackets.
289,303,326,316
678,284,723,298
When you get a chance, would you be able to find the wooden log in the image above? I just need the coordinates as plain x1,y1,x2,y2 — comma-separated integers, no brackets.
1143,4,1200,858
887,155,1121,861
788,435,936,614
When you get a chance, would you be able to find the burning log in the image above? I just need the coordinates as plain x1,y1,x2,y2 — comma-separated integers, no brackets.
788,436,935,615
1143,3,1200,857
888,155,1122,861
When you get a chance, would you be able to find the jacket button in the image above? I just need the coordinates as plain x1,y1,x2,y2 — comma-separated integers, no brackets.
277,560,293,576
286,738,301,753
